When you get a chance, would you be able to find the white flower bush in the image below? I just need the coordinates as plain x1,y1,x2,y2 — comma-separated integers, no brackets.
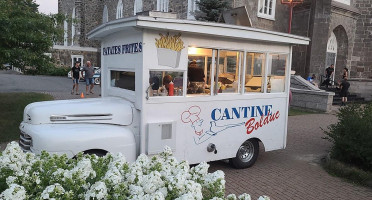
0,142,270,200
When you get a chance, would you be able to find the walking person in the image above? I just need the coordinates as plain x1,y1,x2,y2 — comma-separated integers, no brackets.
71,61,81,95
82,61,95,95
339,77,350,106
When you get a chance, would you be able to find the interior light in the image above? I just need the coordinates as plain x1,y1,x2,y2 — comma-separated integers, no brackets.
188,47,198,55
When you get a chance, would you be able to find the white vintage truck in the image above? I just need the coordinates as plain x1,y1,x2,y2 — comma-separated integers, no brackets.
19,15,309,168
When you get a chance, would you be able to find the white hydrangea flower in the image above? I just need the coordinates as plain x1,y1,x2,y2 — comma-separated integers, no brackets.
0,184,27,200
0,142,33,177
84,181,108,200
5,176,17,186
103,166,123,185
63,158,96,180
210,197,224,200
238,193,251,200
227,194,238,200
162,146,173,156
129,184,144,197
40,183,65,199
174,193,196,200
257,195,270,200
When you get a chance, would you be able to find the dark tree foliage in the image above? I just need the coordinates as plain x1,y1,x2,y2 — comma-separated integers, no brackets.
195,0,231,22
0,0,64,74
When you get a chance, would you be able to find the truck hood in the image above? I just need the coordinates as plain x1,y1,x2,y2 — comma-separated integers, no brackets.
23,97,133,125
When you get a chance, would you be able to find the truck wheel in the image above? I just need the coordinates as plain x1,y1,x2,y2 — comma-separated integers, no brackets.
94,77,100,85
231,139,259,169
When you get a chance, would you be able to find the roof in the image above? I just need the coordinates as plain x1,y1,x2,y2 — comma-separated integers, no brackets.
88,16,310,45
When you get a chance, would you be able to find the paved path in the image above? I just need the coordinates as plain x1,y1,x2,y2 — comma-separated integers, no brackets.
0,70,101,99
210,113,372,199
1,71,372,199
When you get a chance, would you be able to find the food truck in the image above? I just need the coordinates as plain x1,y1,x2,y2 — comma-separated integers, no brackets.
19,15,309,168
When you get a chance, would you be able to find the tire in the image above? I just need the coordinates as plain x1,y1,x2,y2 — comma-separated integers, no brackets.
94,77,100,85
231,139,259,169
84,150,107,157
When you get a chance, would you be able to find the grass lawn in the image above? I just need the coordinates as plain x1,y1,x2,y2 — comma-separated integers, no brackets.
0,93,53,144
288,107,322,116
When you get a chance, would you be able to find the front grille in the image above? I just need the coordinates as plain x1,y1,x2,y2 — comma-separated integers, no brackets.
19,131,32,152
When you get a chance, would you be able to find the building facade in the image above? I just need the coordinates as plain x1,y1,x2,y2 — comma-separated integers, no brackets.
57,0,372,98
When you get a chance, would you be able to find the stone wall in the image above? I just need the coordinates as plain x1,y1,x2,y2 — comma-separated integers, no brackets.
169,0,188,19
351,0,372,78
80,0,103,48
291,88,335,112
329,2,359,81
307,0,332,77
51,47,100,68
348,79,372,101
233,0,289,33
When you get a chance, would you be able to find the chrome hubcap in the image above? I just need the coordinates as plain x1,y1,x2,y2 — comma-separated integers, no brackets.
238,141,254,162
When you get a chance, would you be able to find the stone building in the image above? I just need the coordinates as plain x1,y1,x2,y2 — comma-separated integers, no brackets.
57,0,372,99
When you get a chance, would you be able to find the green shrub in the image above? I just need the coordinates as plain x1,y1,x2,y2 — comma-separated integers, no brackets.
324,103,372,171
25,65,69,76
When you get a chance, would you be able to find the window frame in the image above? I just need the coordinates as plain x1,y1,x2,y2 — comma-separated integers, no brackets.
103,5,109,23
257,0,276,21
333,0,350,5
187,0,199,20
110,69,136,92
157,0,169,12
116,0,123,19
134,0,143,15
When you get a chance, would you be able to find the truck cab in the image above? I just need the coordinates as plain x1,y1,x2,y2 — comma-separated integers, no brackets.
20,15,309,168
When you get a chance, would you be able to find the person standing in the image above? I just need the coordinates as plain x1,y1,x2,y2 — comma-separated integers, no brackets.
339,77,350,106
323,64,334,87
342,67,348,80
82,61,95,95
71,61,81,95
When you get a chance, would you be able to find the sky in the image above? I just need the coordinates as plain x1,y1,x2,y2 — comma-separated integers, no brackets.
35,0,58,15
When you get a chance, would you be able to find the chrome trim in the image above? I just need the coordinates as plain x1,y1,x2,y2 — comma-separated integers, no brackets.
50,114,113,121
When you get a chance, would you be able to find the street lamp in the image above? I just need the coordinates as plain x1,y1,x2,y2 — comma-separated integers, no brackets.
281,0,304,33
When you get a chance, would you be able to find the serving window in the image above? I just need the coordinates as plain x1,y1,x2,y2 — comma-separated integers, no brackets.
267,54,287,93
148,71,184,97
110,70,135,91
149,46,289,99
187,47,213,95
245,52,265,93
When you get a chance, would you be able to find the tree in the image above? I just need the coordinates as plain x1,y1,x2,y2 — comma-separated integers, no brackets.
0,0,64,74
195,0,231,22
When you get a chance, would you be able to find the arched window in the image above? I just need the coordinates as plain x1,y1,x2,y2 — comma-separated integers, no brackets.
157,0,169,12
327,32,338,53
134,0,143,15
116,0,123,19
103,5,108,23
187,0,198,19
71,7,75,46
63,20,68,46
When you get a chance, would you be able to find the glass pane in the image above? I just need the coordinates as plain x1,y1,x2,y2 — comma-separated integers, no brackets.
216,50,242,94
149,71,184,97
111,71,135,91
245,52,265,93
267,54,287,93
264,0,268,14
187,47,213,95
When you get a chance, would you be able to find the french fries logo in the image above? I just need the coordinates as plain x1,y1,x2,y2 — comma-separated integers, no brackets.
155,33,184,52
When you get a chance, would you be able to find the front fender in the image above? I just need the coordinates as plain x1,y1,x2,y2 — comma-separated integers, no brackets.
20,122,137,162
